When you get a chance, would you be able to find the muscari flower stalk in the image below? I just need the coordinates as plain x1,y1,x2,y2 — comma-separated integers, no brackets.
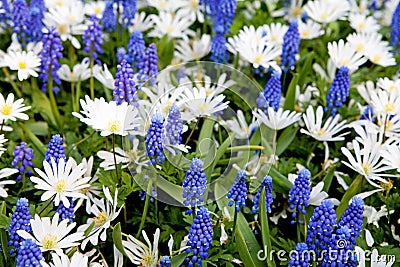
166,104,183,146
325,66,350,116
56,197,75,223
182,158,207,211
16,239,44,267
227,170,248,212
12,0,30,44
288,169,311,224
252,175,273,214
113,59,138,106
12,142,34,182
116,47,126,63
185,206,213,267
306,200,337,256
8,198,33,254
122,0,136,28
83,15,104,63
321,226,356,267
337,197,364,246
210,30,228,63
44,134,66,165
126,30,145,68
256,71,282,111
281,20,300,72
159,256,171,267
288,243,310,267
27,7,43,43
146,113,165,165
0,0,11,28
137,43,158,86
391,2,400,54
102,0,117,32
39,27,63,93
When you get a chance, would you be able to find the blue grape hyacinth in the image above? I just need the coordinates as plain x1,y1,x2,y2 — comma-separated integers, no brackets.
27,7,43,43
159,256,171,267
56,197,75,223
146,113,165,165
185,206,213,267
288,243,310,267
390,2,400,54
122,0,137,27
116,47,127,63
182,158,207,209
8,198,32,255
227,170,248,212
16,239,44,267
281,20,300,72
321,226,356,266
326,66,350,116
12,142,34,182
126,30,145,68
137,43,158,85
252,175,273,214
45,134,66,165
166,104,183,146
337,197,364,246
257,71,282,111
12,0,29,44
113,59,138,106
288,169,311,224
83,15,104,62
210,31,228,63
102,0,117,32
213,0,236,33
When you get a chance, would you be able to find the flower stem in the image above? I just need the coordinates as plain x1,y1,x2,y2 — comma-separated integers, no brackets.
185,116,202,146
2,67,23,98
0,120,4,134
90,58,95,99
232,207,238,242
47,75,62,130
136,179,152,238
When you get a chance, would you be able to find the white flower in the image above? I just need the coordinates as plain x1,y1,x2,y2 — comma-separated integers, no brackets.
30,158,91,208
300,105,349,141
303,0,350,24
253,107,301,130
370,89,400,116
0,134,7,158
84,1,105,18
97,147,131,170
298,20,324,39
349,13,380,33
58,59,92,82
78,186,123,249
123,228,160,267
149,11,195,42
0,168,18,197
17,213,85,255
328,39,367,71
177,0,205,23
308,181,340,206
313,58,337,82
381,144,400,172
346,32,389,56
0,93,30,123
363,205,390,227
125,12,154,32
47,251,89,267
377,77,400,95
1,50,41,81
73,96,141,136
227,25,269,54
93,64,115,89
220,110,258,139
363,43,396,67
147,0,184,12
236,40,281,70
175,34,211,62
262,23,289,48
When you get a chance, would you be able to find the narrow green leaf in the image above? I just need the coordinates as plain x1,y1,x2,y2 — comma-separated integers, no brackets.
18,123,46,157
112,222,128,257
336,175,363,218
276,126,298,156
171,253,186,267
236,215,264,267
322,167,335,193
235,228,257,267
268,167,292,193
283,74,299,111
25,121,49,136
297,52,314,88
259,188,275,267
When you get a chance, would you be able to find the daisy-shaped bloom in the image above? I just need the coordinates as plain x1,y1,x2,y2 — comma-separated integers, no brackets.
227,25,269,54
363,43,396,67
262,23,289,49
349,13,380,33
147,0,184,13
271,0,305,20
177,86,229,121
298,20,324,39
148,11,195,42
78,186,123,249
93,64,115,89
370,89,400,116
364,205,390,227
0,168,18,197
44,0,79,9
341,139,396,187
303,0,350,24
97,147,131,171
30,158,90,208
1,50,41,81
220,110,258,139
0,93,30,123
175,34,211,62
46,251,89,267
236,40,280,70
253,107,301,131
57,59,91,83
300,106,349,141
125,12,154,33
381,144,400,172
346,32,389,55
0,134,6,158
123,228,160,267
377,77,400,95
17,213,84,255
73,96,141,136
328,39,367,71
178,0,204,23
84,1,105,18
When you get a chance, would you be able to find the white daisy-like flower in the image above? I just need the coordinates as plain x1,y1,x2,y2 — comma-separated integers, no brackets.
364,205,390,227
377,77,400,95
298,20,324,39
58,58,92,83
177,86,229,121
349,13,380,33
303,0,350,24
78,186,123,249
44,0,80,9
381,144,400,172
262,23,289,48
73,96,141,136
271,0,305,20
177,0,205,23
126,12,154,33
1,50,41,81
370,89,400,116
84,1,105,18
0,168,18,197
328,39,367,71
46,251,89,267
356,80,376,103
346,32,389,55
363,43,396,67
30,158,91,208
0,93,31,123
300,105,349,142
148,11,195,42
0,134,7,158
147,0,184,12
220,110,258,139
236,40,280,70
97,147,131,171
17,213,85,255
175,34,211,62
93,63,115,89
253,107,301,131
227,25,268,54
123,228,160,267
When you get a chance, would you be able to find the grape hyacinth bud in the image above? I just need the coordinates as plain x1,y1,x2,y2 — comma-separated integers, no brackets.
16,239,44,267
326,66,350,116
214,0,236,33
0,0,11,28
166,104,183,146
12,0,29,44
182,158,207,210
39,27,63,93
8,198,32,254
56,197,75,223
27,7,43,43
113,59,138,106
288,243,310,267
11,142,34,182
210,32,228,63
390,2,400,54
102,1,117,32
116,47,127,63
83,15,104,62
306,200,337,256
288,169,311,224
159,256,171,267
337,197,364,246
257,71,282,111
185,206,213,267
146,113,165,165
227,170,248,212
322,226,356,266
30,0,45,15
122,0,136,28
126,30,145,68
137,43,158,85
252,175,273,214
281,20,300,72
44,134,66,165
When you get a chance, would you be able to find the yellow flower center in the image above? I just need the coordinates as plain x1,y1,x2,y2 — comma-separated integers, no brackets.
198,103,208,114
291,7,302,16
94,7,102,14
320,12,328,20
55,0,64,6
341,59,350,67
166,26,174,33
42,234,58,250
94,211,107,226
163,101,174,114
384,103,395,113
57,24,68,34
18,61,26,69
254,54,263,65
141,253,154,266
190,0,199,8
300,30,310,38
55,179,67,193
357,22,365,30
372,55,381,63
159,0,167,9
271,35,278,42
0,104,12,115
81,187,89,194
356,43,364,52
108,120,122,133
317,128,327,137
362,162,372,175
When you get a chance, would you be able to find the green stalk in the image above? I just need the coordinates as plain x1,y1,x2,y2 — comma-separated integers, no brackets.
136,179,152,238
47,75,62,130
232,207,238,242
260,188,275,267
2,67,23,98
75,80,82,111
90,58,95,99
226,145,264,152
336,174,363,218
112,134,119,184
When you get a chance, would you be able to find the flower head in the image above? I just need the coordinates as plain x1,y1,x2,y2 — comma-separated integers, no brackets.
1,50,41,81
288,243,310,267
210,32,228,63
328,40,367,71
227,170,248,212
8,198,33,254
253,107,301,130
12,0,29,43
126,30,145,68
83,15,104,61
257,71,282,111
44,134,66,165
326,66,350,116
390,2,400,53
303,0,350,24
252,175,273,214
16,239,45,267
288,168,311,224
113,60,138,106
122,0,137,28
182,158,207,209
338,197,364,245
0,167,18,197
281,20,300,72
12,142,34,182
0,92,31,123
166,104,183,146
146,113,165,165
56,197,75,223
137,43,158,85
102,1,116,32
123,228,160,267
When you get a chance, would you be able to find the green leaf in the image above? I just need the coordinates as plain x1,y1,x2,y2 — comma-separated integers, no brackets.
31,86,57,128
336,175,363,218
171,253,186,267
0,214,10,230
18,123,46,157
297,52,314,88
112,222,128,257
0,202,9,265
236,215,264,267
276,126,298,156
283,74,299,111
25,121,49,136
322,167,335,193
259,188,276,267
268,167,292,193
